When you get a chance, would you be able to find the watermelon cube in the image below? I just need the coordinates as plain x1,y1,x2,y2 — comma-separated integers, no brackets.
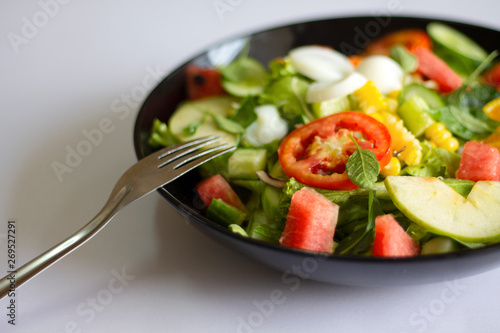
196,174,247,213
457,141,500,182
372,214,420,257
279,187,339,254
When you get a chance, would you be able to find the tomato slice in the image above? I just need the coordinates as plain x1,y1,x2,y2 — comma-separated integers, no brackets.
363,29,432,56
278,111,392,190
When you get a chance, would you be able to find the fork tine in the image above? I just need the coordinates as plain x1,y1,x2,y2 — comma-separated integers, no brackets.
163,146,236,183
156,136,220,160
170,143,233,169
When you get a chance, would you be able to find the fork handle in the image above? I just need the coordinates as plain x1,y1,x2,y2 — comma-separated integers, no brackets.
0,185,131,300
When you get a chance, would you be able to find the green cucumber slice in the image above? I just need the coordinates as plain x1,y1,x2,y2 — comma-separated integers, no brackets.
246,209,281,243
311,95,351,118
399,83,445,110
228,148,267,179
206,198,246,227
397,96,435,137
427,22,488,63
262,185,282,220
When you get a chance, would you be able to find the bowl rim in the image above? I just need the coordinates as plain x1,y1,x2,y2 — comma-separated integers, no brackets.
133,14,500,265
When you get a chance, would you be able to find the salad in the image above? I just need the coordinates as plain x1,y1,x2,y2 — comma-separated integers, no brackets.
149,22,500,257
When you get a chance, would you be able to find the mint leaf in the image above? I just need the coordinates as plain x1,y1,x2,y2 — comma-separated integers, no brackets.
346,135,380,190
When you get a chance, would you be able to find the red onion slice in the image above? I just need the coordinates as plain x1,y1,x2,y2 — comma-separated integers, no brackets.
256,170,286,189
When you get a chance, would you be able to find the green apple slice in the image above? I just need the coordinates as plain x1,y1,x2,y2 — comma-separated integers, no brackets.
385,176,500,243
169,95,238,146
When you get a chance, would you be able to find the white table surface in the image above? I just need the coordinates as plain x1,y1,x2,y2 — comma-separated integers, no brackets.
1,1,500,332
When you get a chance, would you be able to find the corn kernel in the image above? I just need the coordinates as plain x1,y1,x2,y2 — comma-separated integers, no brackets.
380,156,401,177
441,137,459,152
425,122,446,140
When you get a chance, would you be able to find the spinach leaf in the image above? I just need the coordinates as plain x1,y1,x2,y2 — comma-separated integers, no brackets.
427,105,491,140
334,190,383,255
229,96,258,128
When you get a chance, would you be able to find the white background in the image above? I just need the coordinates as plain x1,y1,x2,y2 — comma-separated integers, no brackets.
1,1,500,332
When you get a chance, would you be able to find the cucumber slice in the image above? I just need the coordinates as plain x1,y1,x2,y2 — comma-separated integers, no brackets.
262,185,282,220
397,96,435,137
427,22,488,63
246,209,281,243
168,95,239,146
311,95,351,118
399,83,445,110
219,57,267,97
228,148,267,179
206,198,246,227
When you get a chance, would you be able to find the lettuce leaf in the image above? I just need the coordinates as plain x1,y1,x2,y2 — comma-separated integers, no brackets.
401,141,460,178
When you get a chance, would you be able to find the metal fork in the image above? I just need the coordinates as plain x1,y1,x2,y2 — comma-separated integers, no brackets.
0,136,235,299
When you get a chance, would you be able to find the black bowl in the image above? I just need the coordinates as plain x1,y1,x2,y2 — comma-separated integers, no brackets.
133,16,500,287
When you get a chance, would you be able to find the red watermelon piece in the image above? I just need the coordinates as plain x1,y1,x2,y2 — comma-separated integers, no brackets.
196,174,247,213
372,214,420,257
413,47,463,93
483,62,500,90
279,187,339,254
185,65,226,101
457,141,500,182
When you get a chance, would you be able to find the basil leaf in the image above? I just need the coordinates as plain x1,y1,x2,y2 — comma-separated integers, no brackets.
346,136,380,190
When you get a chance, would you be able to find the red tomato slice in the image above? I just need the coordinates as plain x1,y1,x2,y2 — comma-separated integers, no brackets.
278,111,392,190
363,29,432,56
185,65,226,101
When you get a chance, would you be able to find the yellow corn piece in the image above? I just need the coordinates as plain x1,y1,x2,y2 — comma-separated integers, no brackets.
372,111,422,165
353,81,390,114
425,122,459,152
483,97,500,122
380,156,401,177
